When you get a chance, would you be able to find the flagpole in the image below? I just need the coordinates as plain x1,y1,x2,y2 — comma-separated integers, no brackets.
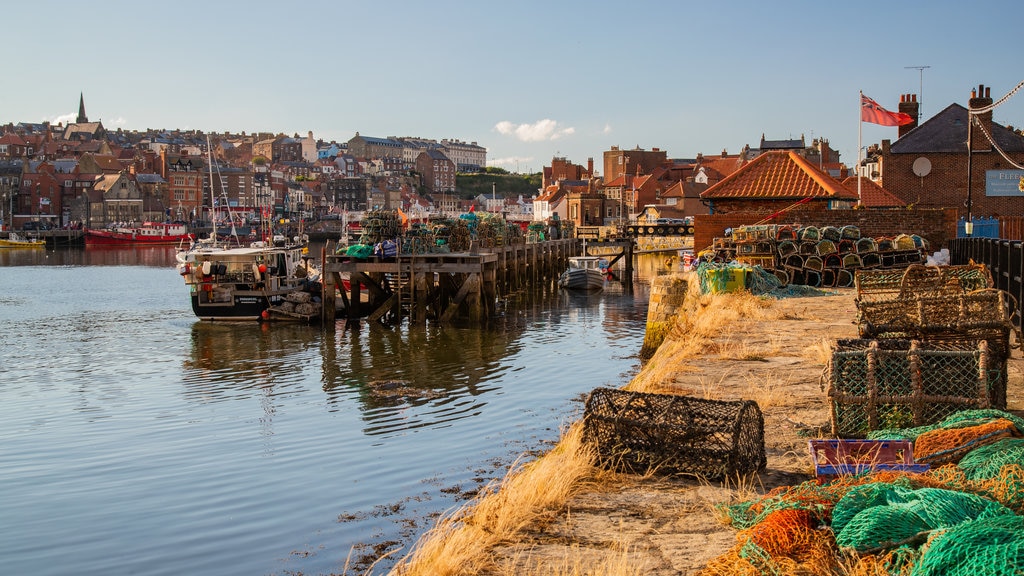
857,91,863,206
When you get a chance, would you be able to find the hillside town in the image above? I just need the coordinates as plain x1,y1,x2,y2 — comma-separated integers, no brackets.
2,84,1023,243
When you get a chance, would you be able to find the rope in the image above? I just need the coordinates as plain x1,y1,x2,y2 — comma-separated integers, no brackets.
968,80,1024,115
971,115,1024,171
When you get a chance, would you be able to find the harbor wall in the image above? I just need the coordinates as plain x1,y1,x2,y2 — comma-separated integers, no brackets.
640,273,688,359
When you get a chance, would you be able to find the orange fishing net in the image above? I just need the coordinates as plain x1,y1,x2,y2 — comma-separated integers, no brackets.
914,419,1018,465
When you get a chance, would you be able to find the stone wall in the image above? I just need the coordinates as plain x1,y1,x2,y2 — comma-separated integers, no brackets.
641,274,688,360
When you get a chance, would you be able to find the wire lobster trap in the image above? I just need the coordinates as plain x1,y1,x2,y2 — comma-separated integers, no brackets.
825,339,1001,437
582,387,766,479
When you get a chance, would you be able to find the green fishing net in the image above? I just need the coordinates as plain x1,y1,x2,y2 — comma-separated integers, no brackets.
958,437,1024,480
911,515,1024,576
832,483,1014,553
867,409,1024,441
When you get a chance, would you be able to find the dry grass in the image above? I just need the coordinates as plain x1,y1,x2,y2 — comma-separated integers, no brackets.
743,370,789,408
629,290,786,395
805,336,835,364
392,288,804,576
390,423,611,576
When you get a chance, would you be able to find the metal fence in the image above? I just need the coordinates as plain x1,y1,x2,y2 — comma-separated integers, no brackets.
948,237,1024,328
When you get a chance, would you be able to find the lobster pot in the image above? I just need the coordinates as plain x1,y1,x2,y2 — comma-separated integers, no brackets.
855,288,1011,408
855,264,992,304
826,339,998,438
582,387,766,479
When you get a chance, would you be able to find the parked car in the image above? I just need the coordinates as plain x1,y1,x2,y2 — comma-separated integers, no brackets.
22,221,53,231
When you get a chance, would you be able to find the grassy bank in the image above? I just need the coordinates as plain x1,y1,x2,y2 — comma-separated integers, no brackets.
388,285,793,575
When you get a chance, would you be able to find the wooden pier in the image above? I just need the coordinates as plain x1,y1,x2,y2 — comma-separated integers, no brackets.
321,239,634,325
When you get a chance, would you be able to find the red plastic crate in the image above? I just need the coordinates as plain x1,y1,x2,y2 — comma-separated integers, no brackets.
808,439,929,479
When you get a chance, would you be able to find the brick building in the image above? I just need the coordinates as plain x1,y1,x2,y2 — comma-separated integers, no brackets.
415,149,456,194
880,83,1024,217
542,156,594,190
603,146,667,183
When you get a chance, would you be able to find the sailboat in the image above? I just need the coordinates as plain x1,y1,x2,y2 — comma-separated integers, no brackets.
175,137,321,322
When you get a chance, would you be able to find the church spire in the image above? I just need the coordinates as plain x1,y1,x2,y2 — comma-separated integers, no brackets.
77,92,88,123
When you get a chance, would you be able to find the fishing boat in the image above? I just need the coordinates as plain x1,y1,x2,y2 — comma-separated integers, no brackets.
0,232,46,248
84,222,191,245
176,235,322,321
557,256,608,291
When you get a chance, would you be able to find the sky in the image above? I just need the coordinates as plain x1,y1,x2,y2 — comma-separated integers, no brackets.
5,0,1024,175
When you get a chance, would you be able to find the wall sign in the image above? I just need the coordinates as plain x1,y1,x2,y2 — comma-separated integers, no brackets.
986,169,1024,196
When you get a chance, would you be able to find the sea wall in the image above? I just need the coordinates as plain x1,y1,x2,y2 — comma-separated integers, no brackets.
640,273,688,359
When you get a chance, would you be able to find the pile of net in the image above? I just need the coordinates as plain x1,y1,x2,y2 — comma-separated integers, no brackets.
699,409,1024,575
694,261,833,299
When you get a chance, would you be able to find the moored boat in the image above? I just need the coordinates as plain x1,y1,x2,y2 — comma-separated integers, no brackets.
557,256,608,291
176,235,323,321
85,222,191,245
0,232,46,248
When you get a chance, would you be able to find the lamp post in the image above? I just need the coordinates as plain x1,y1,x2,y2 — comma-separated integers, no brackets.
966,109,974,237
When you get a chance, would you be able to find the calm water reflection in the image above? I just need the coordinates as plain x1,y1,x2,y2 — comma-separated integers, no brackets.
0,244,657,575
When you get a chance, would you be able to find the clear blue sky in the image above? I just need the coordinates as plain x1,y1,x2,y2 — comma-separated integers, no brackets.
5,1,1024,174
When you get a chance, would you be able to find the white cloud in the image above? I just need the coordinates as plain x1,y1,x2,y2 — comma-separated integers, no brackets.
603,123,612,134
48,112,76,125
494,119,575,142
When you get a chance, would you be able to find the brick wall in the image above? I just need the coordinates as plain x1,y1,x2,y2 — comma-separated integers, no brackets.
884,150,1024,217
693,208,957,252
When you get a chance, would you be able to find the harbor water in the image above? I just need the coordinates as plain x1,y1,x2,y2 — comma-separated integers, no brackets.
0,245,661,575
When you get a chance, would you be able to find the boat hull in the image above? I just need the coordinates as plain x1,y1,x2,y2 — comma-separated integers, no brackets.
84,223,191,242
190,291,287,321
558,269,605,291
0,239,45,248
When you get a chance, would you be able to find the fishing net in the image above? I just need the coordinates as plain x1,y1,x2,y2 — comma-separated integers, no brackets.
831,483,1014,553
704,406,1024,576
958,438,1024,480
867,409,1024,442
912,418,1018,466
911,515,1024,576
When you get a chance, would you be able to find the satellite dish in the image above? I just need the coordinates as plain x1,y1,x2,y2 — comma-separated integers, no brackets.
912,157,932,177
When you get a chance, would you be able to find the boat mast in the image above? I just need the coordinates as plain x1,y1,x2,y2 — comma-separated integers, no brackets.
206,135,217,245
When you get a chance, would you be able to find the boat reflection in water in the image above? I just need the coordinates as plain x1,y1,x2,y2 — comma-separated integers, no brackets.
182,314,528,437
319,317,527,436
183,322,320,404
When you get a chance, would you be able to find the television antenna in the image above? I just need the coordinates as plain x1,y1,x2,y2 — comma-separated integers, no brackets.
905,65,930,117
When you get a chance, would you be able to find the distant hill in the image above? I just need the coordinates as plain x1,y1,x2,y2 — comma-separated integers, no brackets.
455,172,542,199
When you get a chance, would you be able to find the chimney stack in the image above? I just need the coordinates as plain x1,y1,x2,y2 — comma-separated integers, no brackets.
898,93,920,137
969,84,994,152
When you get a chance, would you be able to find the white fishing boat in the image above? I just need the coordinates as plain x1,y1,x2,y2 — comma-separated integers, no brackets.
176,235,322,321
557,256,608,291
174,136,322,322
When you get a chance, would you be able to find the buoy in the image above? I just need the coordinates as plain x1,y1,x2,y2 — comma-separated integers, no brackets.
258,264,267,273
261,310,270,320
251,263,262,282
202,261,212,276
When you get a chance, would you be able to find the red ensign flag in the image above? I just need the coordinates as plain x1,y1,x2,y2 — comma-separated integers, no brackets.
861,94,914,126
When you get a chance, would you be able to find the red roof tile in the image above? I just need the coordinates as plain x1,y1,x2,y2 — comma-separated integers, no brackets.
840,176,907,208
700,151,858,201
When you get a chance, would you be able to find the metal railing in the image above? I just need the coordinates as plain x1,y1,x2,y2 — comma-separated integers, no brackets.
949,237,1023,327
